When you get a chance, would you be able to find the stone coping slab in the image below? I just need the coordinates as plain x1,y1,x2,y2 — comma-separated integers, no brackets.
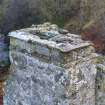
9,23,92,53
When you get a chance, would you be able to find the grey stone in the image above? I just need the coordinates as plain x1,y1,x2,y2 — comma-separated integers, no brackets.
4,23,98,105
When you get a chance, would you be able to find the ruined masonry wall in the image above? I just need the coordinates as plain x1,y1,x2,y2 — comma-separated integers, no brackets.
4,23,97,105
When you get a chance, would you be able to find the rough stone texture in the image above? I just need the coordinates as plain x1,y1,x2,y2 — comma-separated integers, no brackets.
4,23,97,105
95,56,105,105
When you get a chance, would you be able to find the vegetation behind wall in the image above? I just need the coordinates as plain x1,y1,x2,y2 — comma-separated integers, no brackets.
0,0,105,36
0,0,91,34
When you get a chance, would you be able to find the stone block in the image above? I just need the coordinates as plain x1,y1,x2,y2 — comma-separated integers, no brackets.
4,23,97,105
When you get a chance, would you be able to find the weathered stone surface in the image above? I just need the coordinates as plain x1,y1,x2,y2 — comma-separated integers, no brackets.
4,23,97,105
95,56,105,105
